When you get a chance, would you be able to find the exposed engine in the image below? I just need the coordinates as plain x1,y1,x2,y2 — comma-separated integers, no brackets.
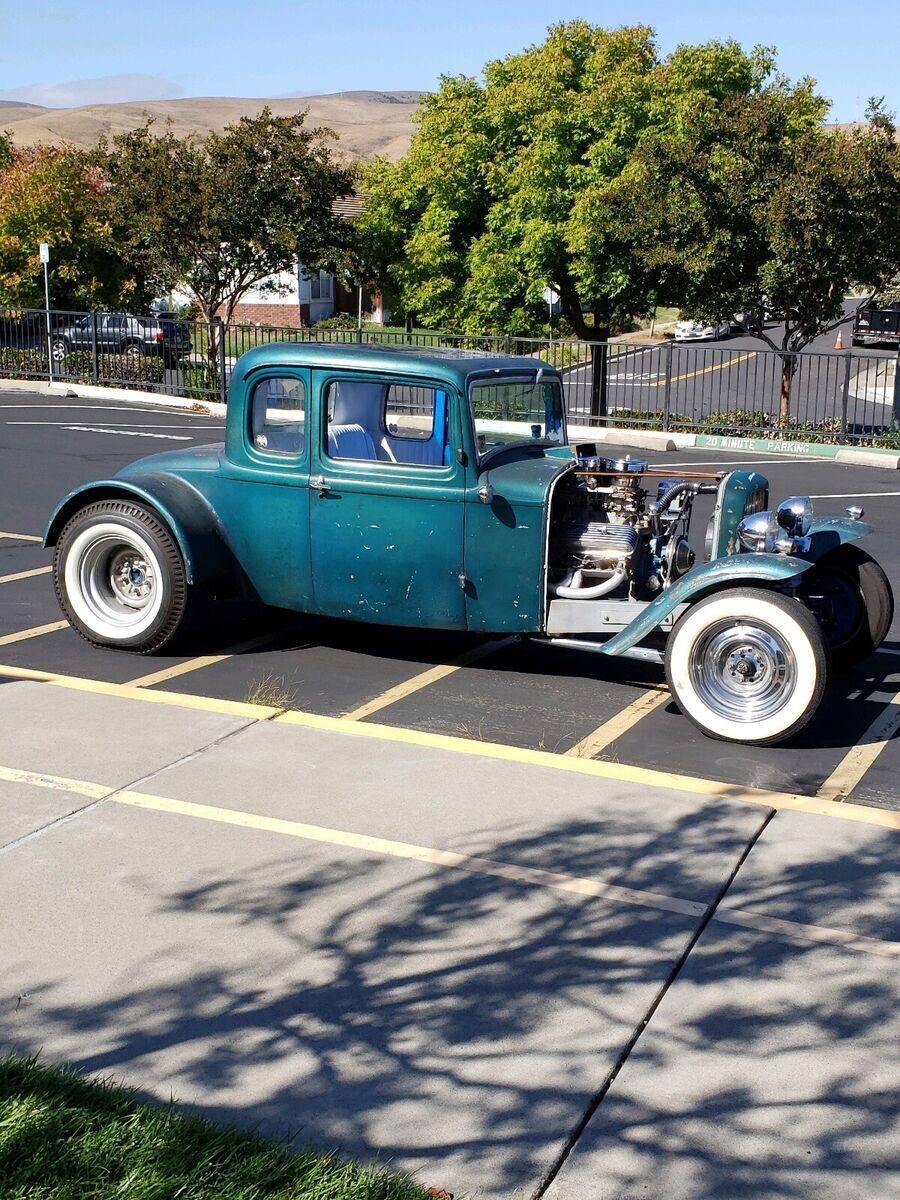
549,453,717,601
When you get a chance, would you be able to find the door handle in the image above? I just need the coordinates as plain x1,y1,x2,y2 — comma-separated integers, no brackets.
311,474,330,497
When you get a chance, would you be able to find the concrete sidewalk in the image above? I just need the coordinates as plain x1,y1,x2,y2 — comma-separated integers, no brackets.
0,679,897,1198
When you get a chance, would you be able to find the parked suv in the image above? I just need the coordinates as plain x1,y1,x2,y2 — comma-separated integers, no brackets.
50,313,192,365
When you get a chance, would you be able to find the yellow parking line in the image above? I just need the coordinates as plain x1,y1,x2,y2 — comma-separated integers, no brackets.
713,907,900,959
565,686,670,758
124,631,288,688
5,763,899,959
0,764,111,801
815,691,900,803
0,621,68,647
0,531,42,543
653,351,757,387
0,565,52,585
0,663,280,718
0,663,897,829
343,637,513,721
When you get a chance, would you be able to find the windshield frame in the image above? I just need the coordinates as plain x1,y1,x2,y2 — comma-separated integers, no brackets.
467,370,567,466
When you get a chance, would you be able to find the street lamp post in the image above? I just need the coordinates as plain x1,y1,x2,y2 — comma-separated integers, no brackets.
40,242,52,382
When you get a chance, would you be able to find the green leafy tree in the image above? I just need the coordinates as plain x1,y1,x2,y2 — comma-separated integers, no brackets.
106,109,355,355
356,23,824,412
624,97,900,419
0,144,145,309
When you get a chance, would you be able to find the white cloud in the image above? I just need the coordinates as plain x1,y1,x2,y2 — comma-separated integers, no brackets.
0,73,184,107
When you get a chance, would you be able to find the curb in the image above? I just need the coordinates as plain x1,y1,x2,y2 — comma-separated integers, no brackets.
0,378,226,418
2,377,898,468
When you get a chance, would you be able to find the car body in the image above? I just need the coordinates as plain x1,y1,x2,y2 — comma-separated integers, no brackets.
45,343,893,746
50,312,192,364
674,319,731,342
852,298,900,347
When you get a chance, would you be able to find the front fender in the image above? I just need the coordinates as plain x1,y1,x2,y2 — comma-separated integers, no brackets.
44,475,233,589
804,516,874,562
601,554,812,656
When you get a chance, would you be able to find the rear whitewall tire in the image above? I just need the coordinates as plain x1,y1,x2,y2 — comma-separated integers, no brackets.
53,500,188,653
665,588,829,745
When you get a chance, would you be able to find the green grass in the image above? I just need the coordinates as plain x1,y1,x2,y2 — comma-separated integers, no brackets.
0,1055,437,1200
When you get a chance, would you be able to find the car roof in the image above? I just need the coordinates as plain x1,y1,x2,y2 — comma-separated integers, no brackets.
230,340,554,389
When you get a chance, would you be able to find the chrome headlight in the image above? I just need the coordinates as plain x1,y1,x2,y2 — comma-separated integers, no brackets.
737,511,779,553
776,496,813,537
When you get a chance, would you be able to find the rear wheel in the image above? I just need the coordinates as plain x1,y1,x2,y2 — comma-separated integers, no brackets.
53,500,188,653
665,588,829,745
801,545,893,670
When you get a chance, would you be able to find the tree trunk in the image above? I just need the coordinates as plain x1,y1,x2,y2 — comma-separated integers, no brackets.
589,319,611,421
778,353,797,425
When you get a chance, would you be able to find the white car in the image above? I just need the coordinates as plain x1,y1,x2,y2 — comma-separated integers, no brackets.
674,319,731,342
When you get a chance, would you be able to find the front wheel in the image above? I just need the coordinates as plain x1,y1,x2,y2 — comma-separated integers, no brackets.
53,500,189,653
665,588,829,745
800,545,893,670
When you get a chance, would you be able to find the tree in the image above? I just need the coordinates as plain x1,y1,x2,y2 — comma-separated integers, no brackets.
0,144,145,310
106,109,355,350
624,97,900,419
356,22,823,414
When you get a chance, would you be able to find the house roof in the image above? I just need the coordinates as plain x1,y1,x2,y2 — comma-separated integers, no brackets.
332,194,366,220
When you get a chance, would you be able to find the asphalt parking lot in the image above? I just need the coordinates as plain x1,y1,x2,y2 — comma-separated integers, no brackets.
1,385,899,814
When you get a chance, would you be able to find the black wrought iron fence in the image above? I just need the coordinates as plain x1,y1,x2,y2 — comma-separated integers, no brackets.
1,306,898,445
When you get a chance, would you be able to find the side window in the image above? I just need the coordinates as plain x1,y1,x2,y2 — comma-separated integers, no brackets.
251,376,306,455
325,377,449,468
384,384,437,440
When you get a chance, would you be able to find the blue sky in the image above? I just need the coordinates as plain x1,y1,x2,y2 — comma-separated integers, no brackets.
0,0,893,123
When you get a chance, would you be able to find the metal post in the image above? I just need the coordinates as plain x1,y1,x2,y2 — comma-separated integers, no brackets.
90,311,99,383
41,248,52,383
217,321,227,405
662,339,673,432
357,284,363,342
892,348,900,430
839,350,852,444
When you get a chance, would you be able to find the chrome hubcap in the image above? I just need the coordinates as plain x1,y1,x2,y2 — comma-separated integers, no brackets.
690,620,796,723
78,535,158,626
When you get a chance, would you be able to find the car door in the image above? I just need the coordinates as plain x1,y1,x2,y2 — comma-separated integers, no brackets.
308,368,466,628
209,368,314,610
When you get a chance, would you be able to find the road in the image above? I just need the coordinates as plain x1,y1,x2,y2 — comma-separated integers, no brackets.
1,386,899,1198
563,304,899,433
1,385,898,809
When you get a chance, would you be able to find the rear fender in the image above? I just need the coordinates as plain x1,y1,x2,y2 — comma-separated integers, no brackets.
44,475,237,591
600,554,812,656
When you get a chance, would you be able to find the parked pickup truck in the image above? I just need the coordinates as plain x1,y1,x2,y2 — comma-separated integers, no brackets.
852,299,900,347
45,343,893,747
50,312,192,365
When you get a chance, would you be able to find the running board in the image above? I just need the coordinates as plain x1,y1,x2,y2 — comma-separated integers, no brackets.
541,637,664,665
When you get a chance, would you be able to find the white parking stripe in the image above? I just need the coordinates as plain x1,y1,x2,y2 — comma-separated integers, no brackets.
62,426,192,441
807,492,900,499
0,404,186,415
7,421,223,429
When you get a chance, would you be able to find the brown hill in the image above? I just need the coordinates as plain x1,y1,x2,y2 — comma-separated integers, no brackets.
0,90,423,161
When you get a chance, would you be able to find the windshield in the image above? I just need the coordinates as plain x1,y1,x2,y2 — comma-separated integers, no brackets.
469,374,566,460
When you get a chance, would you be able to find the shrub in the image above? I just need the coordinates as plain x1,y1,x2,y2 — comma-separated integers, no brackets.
178,362,222,401
312,313,359,330
0,346,48,375
97,354,166,391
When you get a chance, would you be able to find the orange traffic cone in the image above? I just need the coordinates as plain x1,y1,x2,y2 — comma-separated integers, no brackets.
834,329,844,349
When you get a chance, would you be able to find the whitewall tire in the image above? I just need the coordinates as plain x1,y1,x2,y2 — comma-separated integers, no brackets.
53,500,188,653
665,588,829,746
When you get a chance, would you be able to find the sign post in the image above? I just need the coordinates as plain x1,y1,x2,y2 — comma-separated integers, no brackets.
542,285,560,351
40,242,52,382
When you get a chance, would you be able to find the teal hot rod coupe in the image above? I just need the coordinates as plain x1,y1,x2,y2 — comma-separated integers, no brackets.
46,344,893,746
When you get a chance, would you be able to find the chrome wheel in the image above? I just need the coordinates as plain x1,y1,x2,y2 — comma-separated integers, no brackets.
690,620,796,724
63,522,164,639
665,588,828,745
